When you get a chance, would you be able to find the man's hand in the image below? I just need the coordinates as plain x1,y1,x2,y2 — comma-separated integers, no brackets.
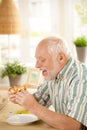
8,90,81,130
8,91,17,104
14,90,38,111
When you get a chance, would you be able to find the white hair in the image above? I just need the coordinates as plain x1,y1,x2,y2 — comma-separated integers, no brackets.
44,36,71,58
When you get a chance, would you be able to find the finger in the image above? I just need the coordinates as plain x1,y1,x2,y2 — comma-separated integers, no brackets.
16,92,25,98
15,93,25,102
19,90,29,95
16,90,29,97
9,96,17,103
8,91,13,95
15,96,25,105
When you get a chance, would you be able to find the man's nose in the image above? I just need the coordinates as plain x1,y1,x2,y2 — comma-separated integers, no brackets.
35,61,41,68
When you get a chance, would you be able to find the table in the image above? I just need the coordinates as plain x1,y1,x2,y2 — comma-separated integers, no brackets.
0,91,57,130
0,120,56,130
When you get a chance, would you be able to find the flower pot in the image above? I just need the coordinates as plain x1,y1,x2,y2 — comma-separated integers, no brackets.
9,74,27,87
76,47,87,63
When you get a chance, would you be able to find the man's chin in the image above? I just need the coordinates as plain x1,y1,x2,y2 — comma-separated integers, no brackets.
44,76,50,81
43,71,57,81
44,76,54,81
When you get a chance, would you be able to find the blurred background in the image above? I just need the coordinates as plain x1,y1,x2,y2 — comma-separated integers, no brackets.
0,0,87,88
0,0,87,66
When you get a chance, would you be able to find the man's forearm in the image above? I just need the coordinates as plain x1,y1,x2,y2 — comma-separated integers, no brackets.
30,102,81,130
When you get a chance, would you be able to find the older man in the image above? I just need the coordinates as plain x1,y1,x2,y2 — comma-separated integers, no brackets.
9,37,87,130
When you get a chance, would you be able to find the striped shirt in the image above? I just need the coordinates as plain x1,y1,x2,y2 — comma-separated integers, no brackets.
34,57,87,128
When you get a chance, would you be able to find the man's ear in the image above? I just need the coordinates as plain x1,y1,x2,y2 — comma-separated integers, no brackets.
57,52,64,62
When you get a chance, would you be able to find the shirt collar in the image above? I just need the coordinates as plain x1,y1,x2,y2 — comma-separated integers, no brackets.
55,57,74,82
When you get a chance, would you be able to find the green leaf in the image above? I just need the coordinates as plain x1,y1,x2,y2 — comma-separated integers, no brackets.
73,36,87,47
1,61,27,78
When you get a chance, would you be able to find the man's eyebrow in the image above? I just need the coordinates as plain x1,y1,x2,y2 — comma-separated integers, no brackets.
35,56,45,59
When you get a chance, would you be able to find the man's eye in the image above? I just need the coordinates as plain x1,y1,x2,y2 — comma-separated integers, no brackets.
41,59,45,62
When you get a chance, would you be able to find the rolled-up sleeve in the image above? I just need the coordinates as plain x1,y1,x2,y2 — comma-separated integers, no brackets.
33,82,51,108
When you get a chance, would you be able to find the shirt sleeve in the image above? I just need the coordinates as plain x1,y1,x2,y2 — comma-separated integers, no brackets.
65,69,87,127
33,82,51,108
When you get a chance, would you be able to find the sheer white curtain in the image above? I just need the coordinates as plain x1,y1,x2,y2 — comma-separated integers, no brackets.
18,0,31,64
50,0,77,58
17,0,77,65
18,0,51,66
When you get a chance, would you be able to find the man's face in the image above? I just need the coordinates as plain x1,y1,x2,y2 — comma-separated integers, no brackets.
35,43,59,81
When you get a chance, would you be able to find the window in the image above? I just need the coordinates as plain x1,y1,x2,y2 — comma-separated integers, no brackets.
0,35,20,64
18,0,52,66
0,0,87,66
73,0,87,38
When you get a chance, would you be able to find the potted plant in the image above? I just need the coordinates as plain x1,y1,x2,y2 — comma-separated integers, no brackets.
1,61,27,86
73,35,87,63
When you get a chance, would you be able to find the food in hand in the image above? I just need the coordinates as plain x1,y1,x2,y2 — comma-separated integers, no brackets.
9,85,26,94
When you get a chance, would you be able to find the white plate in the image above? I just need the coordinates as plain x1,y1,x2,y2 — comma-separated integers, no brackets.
6,114,38,125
